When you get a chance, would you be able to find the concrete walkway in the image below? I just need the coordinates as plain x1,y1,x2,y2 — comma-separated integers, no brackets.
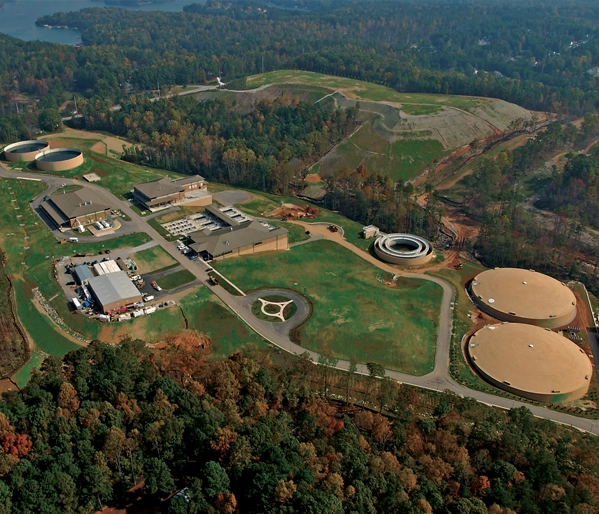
2,165,599,434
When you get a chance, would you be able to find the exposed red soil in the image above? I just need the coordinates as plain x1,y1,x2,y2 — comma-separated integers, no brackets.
304,174,323,183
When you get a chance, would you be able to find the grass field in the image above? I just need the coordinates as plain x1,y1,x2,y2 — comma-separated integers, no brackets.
157,269,195,290
130,245,178,274
214,240,442,375
246,70,486,113
179,288,268,359
328,124,447,182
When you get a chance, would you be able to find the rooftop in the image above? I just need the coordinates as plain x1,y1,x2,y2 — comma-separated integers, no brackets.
189,220,287,258
42,188,111,221
134,175,204,200
88,271,142,307
471,268,576,322
469,323,592,396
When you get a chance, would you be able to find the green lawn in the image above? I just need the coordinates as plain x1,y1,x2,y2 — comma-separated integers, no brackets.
179,287,268,359
157,269,196,290
333,125,448,182
246,70,486,111
214,240,442,375
131,245,178,274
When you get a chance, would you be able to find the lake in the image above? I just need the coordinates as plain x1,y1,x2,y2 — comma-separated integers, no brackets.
0,0,202,45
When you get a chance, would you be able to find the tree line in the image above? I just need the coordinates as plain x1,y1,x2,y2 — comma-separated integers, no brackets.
0,338,598,513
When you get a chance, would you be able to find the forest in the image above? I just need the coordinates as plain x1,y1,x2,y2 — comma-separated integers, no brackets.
1,339,599,513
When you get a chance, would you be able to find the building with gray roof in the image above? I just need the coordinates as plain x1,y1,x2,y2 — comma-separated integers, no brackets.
73,265,94,285
87,271,142,313
41,189,112,229
188,207,288,261
133,175,209,211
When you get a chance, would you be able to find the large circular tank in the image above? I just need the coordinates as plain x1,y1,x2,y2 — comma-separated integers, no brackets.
374,233,434,265
470,268,576,328
3,140,50,162
468,323,592,402
35,148,83,172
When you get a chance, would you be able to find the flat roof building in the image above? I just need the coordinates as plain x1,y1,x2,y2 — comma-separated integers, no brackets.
87,271,143,314
188,205,288,261
133,175,210,211
41,189,112,229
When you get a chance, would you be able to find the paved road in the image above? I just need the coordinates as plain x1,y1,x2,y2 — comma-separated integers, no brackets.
2,167,598,434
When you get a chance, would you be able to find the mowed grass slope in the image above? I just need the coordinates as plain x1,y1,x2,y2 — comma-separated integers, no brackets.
246,70,486,113
326,123,448,182
214,240,442,375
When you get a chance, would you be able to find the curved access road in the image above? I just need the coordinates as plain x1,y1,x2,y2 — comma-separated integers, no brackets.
1,165,597,435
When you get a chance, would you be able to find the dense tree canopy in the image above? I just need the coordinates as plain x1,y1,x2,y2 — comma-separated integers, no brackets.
1,340,599,513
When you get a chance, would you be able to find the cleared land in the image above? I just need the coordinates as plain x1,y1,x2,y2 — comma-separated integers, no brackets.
130,245,178,275
320,123,448,182
242,72,531,183
246,70,486,112
214,240,442,375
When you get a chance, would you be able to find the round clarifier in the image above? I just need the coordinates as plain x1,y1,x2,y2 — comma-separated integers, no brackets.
35,148,84,172
3,140,50,162
374,233,434,265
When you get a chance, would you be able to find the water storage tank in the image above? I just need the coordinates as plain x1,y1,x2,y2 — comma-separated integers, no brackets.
3,140,49,162
35,148,83,172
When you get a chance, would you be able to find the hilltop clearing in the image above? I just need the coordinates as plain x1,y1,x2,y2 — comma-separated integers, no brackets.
239,71,536,182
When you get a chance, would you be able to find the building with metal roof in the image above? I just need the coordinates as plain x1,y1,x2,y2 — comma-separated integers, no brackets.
87,271,143,314
133,175,210,211
41,189,112,229
93,260,121,276
188,206,288,260
73,265,94,285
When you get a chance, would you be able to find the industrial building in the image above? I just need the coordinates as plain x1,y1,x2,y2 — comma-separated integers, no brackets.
41,189,112,230
468,323,592,402
133,175,210,211
470,268,577,328
87,271,143,314
188,205,288,261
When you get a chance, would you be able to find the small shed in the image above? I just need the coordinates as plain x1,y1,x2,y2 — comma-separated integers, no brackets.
363,225,380,239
